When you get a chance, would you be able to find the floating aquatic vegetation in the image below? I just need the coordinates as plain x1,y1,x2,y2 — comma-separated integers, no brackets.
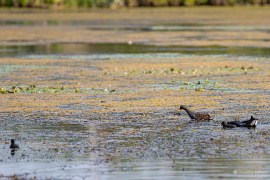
0,85,66,94
216,65,259,74
150,79,221,92
0,85,117,94
182,82,190,85
180,79,220,92
0,87,7,94
195,87,205,92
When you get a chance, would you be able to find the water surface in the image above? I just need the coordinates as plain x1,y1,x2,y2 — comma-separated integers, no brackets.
0,112,270,179
1,43,270,58
1,41,270,179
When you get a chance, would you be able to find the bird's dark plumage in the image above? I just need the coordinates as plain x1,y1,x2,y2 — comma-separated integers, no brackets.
179,105,214,121
10,139,19,149
221,121,237,128
240,116,258,127
222,116,258,128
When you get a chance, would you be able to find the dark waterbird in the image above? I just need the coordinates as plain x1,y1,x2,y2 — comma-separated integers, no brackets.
179,105,214,121
10,139,19,149
221,116,258,128
221,121,237,128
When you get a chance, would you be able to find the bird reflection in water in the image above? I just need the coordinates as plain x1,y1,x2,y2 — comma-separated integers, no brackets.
11,149,16,156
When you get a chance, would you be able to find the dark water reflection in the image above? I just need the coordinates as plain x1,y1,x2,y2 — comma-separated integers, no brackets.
1,43,270,58
10,149,15,156
1,19,270,33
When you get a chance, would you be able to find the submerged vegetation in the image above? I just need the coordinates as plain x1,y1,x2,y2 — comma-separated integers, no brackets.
0,0,269,8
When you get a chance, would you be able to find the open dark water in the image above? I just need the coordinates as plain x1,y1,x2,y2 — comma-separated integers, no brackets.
1,43,270,58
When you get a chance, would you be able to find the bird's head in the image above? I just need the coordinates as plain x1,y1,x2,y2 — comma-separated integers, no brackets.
250,116,258,121
179,105,186,110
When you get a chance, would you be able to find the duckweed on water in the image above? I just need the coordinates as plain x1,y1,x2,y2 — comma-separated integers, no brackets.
217,65,259,74
151,79,220,92
180,79,219,92
0,85,66,94
195,87,205,92
0,85,117,94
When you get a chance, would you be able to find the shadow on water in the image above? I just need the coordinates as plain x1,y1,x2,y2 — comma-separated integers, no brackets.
1,43,270,58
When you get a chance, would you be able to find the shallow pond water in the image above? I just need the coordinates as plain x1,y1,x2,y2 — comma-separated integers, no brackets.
0,112,270,179
1,43,270,58
0,111,270,179
1,41,270,178
1,18,270,33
